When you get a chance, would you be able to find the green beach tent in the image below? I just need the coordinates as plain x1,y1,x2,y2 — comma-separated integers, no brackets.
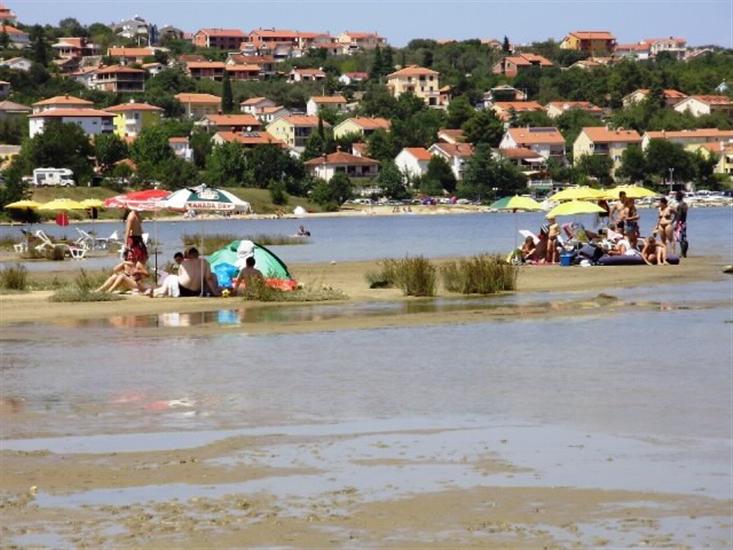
208,239,292,280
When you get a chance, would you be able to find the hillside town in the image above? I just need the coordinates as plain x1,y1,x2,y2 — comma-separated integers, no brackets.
0,2,731,211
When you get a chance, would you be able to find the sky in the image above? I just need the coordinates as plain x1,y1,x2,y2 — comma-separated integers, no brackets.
11,0,733,47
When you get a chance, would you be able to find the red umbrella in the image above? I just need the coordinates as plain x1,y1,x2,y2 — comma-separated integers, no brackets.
104,189,170,211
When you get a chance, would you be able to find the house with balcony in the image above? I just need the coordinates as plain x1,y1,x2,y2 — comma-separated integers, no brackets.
186,61,225,80
240,97,276,115
573,127,641,175
333,117,390,139
499,127,566,160
496,147,547,178
427,142,475,180
622,88,687,108
695,142,733,175
386,66,443,107
337,32,386,54
614,42,651,60
105,101,162,138
545,101,603,119
91,65,145,93
1,25,29,48
28,108,115,138
492,53,553,77
304,151,380,181
266,115,330,151
560,31,616,54
174,93,221,119
227,54,276,76
306,95,348,116
339,72,369,86
107,47,157,65
673,95,733,118
52,37,100,60
640,128,733,150
297,32,340,55
193,28,246,50
646,37,687,59
0,3,17,23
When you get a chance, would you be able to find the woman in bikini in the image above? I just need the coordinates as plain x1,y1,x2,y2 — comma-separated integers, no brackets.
642,235,669,266
656,197,675,251
96,261,150,293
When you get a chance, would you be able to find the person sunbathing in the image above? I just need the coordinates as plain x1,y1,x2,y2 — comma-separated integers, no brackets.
96,261,149,294
147,252,184,297
642,235,669,265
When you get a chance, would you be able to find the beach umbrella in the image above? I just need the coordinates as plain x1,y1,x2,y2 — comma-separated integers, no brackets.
549,186,606,202
79,198,105,209
161,184,251,213
38,198,86,211
546,200,605,218
490,196,544,248
604,185,658,200
4,200,42,209
103,189,170,211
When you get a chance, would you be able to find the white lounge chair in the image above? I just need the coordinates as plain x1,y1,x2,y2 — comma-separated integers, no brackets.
34,229,86,260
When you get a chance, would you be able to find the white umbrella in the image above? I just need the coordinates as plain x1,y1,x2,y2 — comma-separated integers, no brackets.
162,184,251,213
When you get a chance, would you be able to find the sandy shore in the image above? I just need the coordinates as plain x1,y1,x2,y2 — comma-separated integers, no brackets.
0,255,726,330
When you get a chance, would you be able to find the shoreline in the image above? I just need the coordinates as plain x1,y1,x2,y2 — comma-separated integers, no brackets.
0,255,726,330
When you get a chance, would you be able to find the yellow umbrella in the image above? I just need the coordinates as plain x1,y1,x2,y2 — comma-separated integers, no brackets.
79,198,105,209
605,185,659,199
4,200,42,209
549,186,606,202
547,200,606,218
38,198,87,211
489,195,543,211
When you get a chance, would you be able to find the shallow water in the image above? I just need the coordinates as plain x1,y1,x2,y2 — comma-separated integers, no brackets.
4,207,732,272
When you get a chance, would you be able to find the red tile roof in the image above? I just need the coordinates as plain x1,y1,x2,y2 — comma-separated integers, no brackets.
0,24,26,35
32,95,93,107
105,102,163,113
437,128,466,143
29,108,114,118
304,151,379,166
685,95,733,106
174,93,221,104
567,31,616,40
168,137,189,144
310,95,347,104
345,117,391,130
431,143,475,158
187,61,226,69
644,128,733,140
204,114,261,126
507,127,565,145
581,127,641,143
545,101,603,113
240,97,271,106
502,53,553,67
499,147,544,160
279,115,330,127
215,131,284,146
388,65,439,78
225,64,262,72
403,147,432,161
291,68,326,76
108,47,155,57
197,28,246,38
95,65,145,75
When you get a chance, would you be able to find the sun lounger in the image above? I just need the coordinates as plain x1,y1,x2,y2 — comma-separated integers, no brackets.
34,229,86,260
75,228,109,250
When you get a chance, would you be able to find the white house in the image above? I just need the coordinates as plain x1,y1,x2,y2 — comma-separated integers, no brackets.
257,105,290,124
288,67,326,83
31,95,94,114
303,151,379,181
338,72,368,86
28,108,115,138
306,95,348,116
168,137,194,162
0,57,32,72
673,95,733,118
427,142,474,180
240,96,276,115
395,147,432,180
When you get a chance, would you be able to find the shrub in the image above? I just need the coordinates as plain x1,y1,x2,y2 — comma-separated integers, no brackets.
378,256,436,297
49,270,120,302
441,255,517,294
240,277,346,302
0,264,28,290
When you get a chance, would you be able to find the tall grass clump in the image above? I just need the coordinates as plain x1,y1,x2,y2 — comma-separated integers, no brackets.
372,256,436,297
0,264,28,291
181,233,238,255
240,277,346,302
49,269,122,302
441,255,518,294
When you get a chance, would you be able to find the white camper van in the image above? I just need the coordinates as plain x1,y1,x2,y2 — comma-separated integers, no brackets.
32,168,76,187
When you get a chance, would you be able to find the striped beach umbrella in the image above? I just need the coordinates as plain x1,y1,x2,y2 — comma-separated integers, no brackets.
161,184,251,213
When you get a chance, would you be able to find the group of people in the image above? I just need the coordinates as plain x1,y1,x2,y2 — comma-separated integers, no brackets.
95,208,265,297
517,191,689,266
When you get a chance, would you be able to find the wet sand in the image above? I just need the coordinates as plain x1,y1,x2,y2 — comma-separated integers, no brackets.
0,255,725,329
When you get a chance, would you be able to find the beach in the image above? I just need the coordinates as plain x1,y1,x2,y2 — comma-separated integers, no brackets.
1,211,731,548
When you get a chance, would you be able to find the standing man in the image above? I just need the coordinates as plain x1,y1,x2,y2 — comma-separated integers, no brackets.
673,191,689,258
123,208,148,264
609,190,627,227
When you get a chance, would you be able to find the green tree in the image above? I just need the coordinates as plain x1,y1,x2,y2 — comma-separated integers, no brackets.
512,111,554,128
206,142,246,186
576,154,614,185
446,95,475,129
377,160,409,199
502,36,511,53
327,172,353,205
617,144,647,183
0,27,9,49
221,70,233,113
382,46,395,75
19,121,95,184
0,158,27,208
644,139,695,181
130,126,174,169
302,131,327,161
459,144,526,201
367,129,398,162
94,133,128,173
246,144,306,194
29,25,49,67
155,157,199,190
189,129,212,169
370,45,383,80
424,155,457,193
58,17,87,37
462,109,504,146
268,179,287,205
